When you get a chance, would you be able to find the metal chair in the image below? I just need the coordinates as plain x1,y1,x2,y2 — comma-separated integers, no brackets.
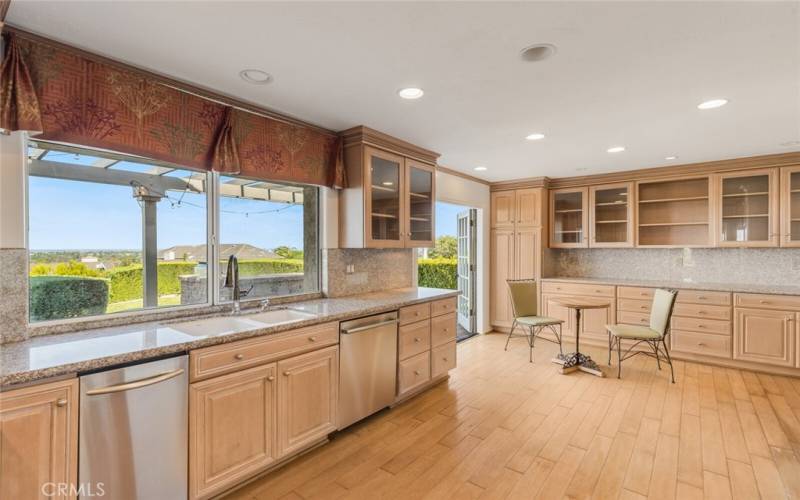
506,279,564,362
606,288,678,383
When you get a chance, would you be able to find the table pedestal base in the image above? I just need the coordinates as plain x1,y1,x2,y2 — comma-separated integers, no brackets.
552,352,605,377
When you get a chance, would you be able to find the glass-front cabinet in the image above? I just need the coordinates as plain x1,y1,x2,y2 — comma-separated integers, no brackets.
589,182,634,247
405,160,435,246
782,166,800,247
716,168,778,247
550,187,588,248
365,147,404,247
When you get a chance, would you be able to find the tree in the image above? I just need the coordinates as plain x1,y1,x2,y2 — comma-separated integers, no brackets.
274,246,303,259
54,261,102,277
428,236,457,259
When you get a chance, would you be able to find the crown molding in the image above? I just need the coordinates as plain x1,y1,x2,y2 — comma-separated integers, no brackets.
435,165,491,186
490,176,550,191
339,126,440,164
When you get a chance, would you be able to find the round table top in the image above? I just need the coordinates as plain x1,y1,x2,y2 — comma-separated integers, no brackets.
550,297,611,309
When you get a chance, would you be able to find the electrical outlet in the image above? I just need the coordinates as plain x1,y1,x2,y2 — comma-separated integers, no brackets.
345,264,355,274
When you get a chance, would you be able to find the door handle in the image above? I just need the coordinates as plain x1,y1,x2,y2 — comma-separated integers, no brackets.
85,368,184,396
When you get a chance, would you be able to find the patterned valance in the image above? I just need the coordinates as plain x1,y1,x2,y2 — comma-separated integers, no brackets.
0,32,346,188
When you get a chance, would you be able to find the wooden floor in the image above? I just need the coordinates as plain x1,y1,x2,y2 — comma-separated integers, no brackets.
226,333,800,500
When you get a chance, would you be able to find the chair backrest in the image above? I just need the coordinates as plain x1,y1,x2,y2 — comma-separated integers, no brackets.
649,288,678,337
507,280,538,318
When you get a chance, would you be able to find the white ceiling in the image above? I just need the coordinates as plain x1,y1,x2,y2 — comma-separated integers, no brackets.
8,1,800,182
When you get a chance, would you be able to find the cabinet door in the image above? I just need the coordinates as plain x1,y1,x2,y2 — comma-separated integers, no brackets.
716,168,779,247
277,346,338,457
550,188,589,248
364,146,405,248
490,228,516,328
514,227,540,280
405,160,435,247
541,294,575,338
781,166,800,247
734,308,795,367
515,188,541,227
0,378,78,500
189,364,277,500
491,191,516,229
590,183,633,247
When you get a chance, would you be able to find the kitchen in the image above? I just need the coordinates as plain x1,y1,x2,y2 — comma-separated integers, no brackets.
2,2,800,499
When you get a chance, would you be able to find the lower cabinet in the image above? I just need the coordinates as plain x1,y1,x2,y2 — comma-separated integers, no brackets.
0,378,78,500
734,308,797,367
541,292,615,344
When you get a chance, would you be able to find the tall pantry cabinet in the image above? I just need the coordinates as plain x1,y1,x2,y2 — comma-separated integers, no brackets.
490,188,546,329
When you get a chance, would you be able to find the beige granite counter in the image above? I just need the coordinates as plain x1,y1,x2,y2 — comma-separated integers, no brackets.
542,277,800,296
0,287,457,388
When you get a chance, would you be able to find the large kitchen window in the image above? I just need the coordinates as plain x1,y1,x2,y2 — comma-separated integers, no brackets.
26,142,319,323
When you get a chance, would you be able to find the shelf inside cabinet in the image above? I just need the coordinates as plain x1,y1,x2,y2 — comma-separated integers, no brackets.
721,214,768,219
638,222,708,227
638,196,709,204
409,192,430,199
596,220,628,224
555,230,583,234
722,192,768,198
595,201,627,207
555,209,583,214
372,212,398,219
370,184,398,193
409,217,430,222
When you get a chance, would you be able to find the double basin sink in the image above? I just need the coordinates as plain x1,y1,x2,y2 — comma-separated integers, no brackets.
167,308,318,337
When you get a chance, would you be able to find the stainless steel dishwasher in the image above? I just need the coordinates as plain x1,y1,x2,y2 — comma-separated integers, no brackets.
338,311,398,429
79,355,187,499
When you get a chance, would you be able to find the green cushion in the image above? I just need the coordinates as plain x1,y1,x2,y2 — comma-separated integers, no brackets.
517,316,563,327
606,323,662,340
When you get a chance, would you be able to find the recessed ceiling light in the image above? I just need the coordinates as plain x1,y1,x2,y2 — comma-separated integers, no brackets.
665,155,678,160
398,87,424,99
607,146,625,153
697,98,728,110
239,69,272,85
525,133,546,141
520,43,557,62
474,166,487,171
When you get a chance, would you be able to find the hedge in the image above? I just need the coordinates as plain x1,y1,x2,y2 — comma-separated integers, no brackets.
418,258,457,290
30,276,109,321
237,259,303,277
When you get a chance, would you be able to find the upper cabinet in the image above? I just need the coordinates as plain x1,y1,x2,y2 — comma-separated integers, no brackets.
490,188,542,229
550,187,588,248
340,127,439,248
636,177,712,247
781,166,800,247
714,168,779,247
490,191,516,228
589,183,634,247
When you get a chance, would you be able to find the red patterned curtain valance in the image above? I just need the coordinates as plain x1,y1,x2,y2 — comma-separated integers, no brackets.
0,32,346,189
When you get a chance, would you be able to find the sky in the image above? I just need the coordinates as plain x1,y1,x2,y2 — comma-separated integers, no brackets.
436,201,471,237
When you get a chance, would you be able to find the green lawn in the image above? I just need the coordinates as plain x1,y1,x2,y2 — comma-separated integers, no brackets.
106,294,182,313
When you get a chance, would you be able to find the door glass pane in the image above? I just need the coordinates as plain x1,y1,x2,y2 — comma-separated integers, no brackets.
553,191,584,244
408,166,433,242
720,175,770,242
791,172,800,242
370,155,401,241
594,187,628,243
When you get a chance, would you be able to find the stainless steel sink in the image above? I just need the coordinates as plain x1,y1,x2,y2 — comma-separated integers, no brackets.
246,308,317,325
167,308,317,337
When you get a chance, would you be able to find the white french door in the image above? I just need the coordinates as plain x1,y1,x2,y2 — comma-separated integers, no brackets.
456,209,477,333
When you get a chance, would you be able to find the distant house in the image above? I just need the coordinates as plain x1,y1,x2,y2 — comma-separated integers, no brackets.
158,244,282,262
81,256,108,271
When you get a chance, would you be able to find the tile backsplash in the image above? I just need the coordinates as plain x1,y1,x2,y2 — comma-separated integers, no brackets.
0,248,27,343
323,248,414,297
544,247,800,286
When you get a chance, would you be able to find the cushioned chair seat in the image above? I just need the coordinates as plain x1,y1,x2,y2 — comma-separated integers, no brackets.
606,324,662,340
517,316,562,327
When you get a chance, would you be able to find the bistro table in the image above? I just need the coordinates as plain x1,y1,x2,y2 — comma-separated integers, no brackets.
549,296,610,377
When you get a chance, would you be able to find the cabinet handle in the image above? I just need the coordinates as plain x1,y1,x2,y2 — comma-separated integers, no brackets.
760,300,770,304
234,353,244,360
698,310,706,315
309,336,316,342
698,324,706,328
698,296,707,300
283,371,291,376
56,399,68,407
267,376,275,381
640,306,647,310
414,370,421,376
414,337,421,343
415,311,420,316
443,328,449,332
697,342,706,347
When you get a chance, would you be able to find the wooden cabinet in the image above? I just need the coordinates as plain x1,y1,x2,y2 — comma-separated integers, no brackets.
781,166,800,247
550,187,588,248
491,191,516,228
514,227,540,280
189,364,277,500
541,284,615,344
0,378,78,500
636,177,712,247
340,126,439,249
516,188,542,227
589,183,634,247
715,168,779,247
734,308,796,367
490,228,517,328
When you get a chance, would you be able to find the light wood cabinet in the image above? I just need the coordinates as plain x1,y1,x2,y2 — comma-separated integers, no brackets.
636,176,712,247
550,187,589,248
714,168,779,247
541,291,615,344
491,191,516,228
589,182,634,247
0,378,78,500
781,166,800,247
516,188,541,227
734,308,796,367
490,228,517,328
514,227,540,280
277,346,338,457
340,126,439,249
189,364,277,500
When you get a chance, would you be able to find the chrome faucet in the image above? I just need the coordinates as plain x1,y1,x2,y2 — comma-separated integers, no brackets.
223,255,252,314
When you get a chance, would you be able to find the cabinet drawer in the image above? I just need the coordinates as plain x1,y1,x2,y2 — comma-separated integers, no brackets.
190,322,338,382
398,351,431,395
671,316,730,336
618,311,650,326
431,312,456,347
431,341,457,378
431,297,457,317
399,302,431,325
618,298,652,313
677,290,731,306
673,303,731,321
541,282,615,298
734,293,800,311
618,286,655,300
399,320,431,360
671,330,731,359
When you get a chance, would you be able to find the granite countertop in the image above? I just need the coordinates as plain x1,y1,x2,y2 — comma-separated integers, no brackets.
542,277,800,296
0,287,458,388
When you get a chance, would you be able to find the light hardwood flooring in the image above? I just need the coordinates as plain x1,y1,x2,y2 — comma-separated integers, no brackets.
225,333,800,499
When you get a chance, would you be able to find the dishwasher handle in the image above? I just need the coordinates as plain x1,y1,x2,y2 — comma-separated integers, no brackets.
85,368,184,396
341,319,398,335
